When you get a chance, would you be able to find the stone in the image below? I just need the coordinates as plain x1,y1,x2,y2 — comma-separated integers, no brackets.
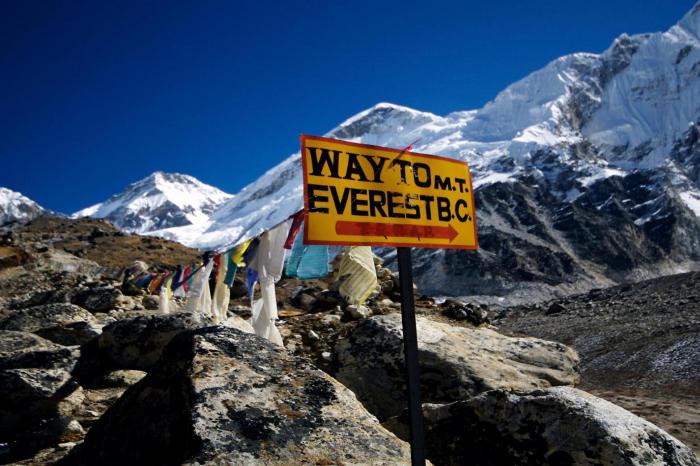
0,303,96,333
297,292,316,310
60,327,412,465
58,420,85,444
546,301,567,314
220,315,255,334
320,314,341,326
0,304,100,346
98,370,147,388
0,330,79,371
229,304,252,319
125,260,149,276
71,287,122,313
0,246,29,268
114,295,136,310
335,313,579,420
387,387,700,466
0,368,75,406
0,415,75,464
440,299,489,325
36,321,101,347
56,384,85,418
310,290,342,313
97,312,214,371
141,295,159,311
0,331,81,463
346,304,371,320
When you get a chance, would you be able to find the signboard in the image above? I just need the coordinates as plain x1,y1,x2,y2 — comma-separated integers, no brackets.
301,135,478,249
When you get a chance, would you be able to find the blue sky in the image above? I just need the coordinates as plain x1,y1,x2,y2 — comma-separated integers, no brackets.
1,0,695,213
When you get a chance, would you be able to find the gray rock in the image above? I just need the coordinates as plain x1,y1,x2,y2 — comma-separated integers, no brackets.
546,301,567,314
0,368,73,400
97,312,214,370
141,295,159,311
440,299,489,325
292,290,316,311
61,327,411,465
321,314,342,326
59,420,85,443
0,414,75,464
35,322,101,347
219,315,254,334
0,330,79,371
114,295,136,310
388,387,700,466
0,332,81,463
72,287,122,313
346,304,371,320
310,290,343,312
98,370,147,388
336,313,579,420
378,298,400,309
0,304,100,346
0,303,95,332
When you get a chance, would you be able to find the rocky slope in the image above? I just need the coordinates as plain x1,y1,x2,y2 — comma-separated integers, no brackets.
0,188,45,226
497,271,700,456
0,216,697,464
2,216,202,272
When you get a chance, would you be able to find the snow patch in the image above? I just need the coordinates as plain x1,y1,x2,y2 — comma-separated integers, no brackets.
679,191,700,217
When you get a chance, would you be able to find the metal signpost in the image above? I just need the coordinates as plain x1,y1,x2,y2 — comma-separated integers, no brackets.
300,135,478,465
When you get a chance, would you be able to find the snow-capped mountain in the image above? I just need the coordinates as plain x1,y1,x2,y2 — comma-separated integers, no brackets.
188,4,700,302
72,172,232,237
73,4,700,303
0,187,45,225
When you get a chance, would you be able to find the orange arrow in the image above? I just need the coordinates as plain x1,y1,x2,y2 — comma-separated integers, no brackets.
335,220,458,242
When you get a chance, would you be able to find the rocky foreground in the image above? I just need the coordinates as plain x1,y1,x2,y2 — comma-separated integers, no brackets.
498,272,700,456
0,216,698,465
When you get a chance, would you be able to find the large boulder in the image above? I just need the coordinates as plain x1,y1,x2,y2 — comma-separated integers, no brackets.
0,331,80,419
0,303,100,346
0,331,82,463
335,313,579,420
387,387,700,466
60,327,412,465
97,312,214,371
71,286,122,313
0,330,79,371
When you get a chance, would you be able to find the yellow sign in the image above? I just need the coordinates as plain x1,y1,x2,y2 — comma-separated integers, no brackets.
301,135,478,249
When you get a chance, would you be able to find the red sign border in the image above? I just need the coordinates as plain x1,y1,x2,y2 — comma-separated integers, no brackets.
301,134,479,250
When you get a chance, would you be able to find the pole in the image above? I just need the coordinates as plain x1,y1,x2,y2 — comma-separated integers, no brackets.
397,247,426,465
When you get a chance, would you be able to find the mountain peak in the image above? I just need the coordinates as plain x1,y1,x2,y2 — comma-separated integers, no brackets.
0,187,45,225
141,171,198,186
329,102,444,147
677,2,700,39
72,172,232,234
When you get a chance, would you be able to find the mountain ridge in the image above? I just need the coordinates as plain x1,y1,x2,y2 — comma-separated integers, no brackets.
54,2,700,302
